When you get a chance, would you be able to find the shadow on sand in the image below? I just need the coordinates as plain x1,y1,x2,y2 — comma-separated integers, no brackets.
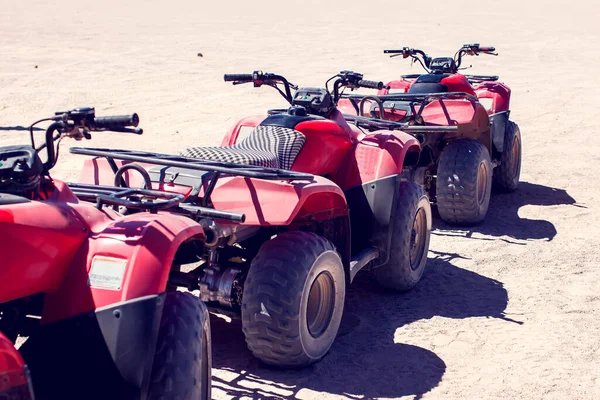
433,181,579,242
210,252,517,399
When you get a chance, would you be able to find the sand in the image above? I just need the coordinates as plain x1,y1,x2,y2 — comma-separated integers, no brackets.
1,0,599,398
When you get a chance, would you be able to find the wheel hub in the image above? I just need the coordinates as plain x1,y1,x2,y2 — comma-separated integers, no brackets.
477,161,489,205
410,207,427,270
306,272,336,338
511,136,521,179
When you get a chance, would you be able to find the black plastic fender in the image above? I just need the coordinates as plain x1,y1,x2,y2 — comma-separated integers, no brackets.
19,294,165,400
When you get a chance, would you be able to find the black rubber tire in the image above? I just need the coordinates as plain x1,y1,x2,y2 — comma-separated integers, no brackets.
436,139,493,226
374,181,432,291
147,291,211,400
493,121,522,192
241,231,345,368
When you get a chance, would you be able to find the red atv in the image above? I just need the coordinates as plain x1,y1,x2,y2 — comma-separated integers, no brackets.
0,108,211,399
338,44,522,225
71,70,433,368
0,332,35,400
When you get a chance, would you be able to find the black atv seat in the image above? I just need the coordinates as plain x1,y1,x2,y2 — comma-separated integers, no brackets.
180,125,306,170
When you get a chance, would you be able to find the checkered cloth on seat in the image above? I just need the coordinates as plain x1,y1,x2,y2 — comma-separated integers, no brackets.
180,125,306,170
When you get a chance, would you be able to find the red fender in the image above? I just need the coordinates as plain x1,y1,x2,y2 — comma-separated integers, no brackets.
474,81,511,114
335,130,421,190
0,182,88,304
209,175,348,225
381,78,414,94
220,115,266,146
0,332,28,393
41,211,205,324
421,99,481,125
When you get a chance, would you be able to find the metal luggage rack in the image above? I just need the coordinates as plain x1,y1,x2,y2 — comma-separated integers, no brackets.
463,74,499,83
340,91,479,132
68,147,315,222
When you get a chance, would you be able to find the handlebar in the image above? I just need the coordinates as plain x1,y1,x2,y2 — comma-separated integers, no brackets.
386,43,497,71
225,70,388,115
357,80,385,90
456,43,497,67
224,71,295,103
94,114,139,129
223,73,254,83
384,48,432,69
31,107,143,172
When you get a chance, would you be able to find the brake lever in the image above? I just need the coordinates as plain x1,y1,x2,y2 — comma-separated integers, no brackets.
100,127,144,134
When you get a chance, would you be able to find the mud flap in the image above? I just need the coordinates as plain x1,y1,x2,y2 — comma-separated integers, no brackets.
19,294,165,400
489,111,509,154
344,174,401,270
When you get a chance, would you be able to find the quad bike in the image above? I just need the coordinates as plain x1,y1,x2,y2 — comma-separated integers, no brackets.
338,44,522,225
0,331,35,400
71,70,433,368
0,108,211,399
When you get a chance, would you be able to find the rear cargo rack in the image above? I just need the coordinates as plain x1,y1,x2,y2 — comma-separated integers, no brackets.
340,91,478,131
68,182,247,222
68,147,315,222
463,74,499,83
70,147,314,181
342,114,459,133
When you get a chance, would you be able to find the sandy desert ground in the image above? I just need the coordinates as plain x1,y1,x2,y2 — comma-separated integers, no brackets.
1,0,600,398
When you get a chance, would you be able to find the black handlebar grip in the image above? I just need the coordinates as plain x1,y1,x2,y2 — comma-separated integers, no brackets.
383,49,404,54
358,80,385,90
223,74,254,82
94,114,139,129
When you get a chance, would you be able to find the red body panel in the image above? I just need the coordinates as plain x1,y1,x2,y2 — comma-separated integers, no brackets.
220,115,265,146
335,131,421,190
41,209,205,323
209,175,348,225
382,74,511,116
440,74,476,95
77,158,349,226
336,98,358,116
0,177,205,323
385,74,476,95
379,78,414,95
0,332,28,394
421,99,479,125
291,116,355,176
0,183,88,303
474,81,511,113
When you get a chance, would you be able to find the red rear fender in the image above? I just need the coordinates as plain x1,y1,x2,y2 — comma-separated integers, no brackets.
421,99,488,126
382,79,413,94
210,175,348,225
335,131,421,190
220,115,266,146
41,212,205,323
0,332,29,394
475,82,511,114
0,332,25,371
